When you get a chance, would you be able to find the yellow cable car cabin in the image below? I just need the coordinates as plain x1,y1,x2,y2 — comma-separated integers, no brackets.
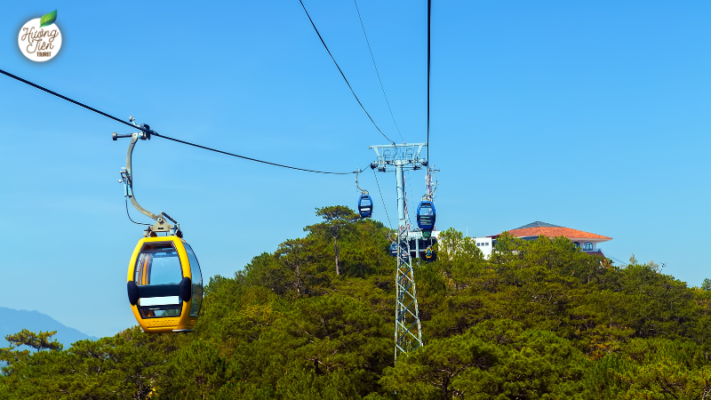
126,236,203,333
115,129,203,333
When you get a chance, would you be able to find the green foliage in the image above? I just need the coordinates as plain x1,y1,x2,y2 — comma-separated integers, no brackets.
1,327,179,399
382,320,589,399
5,329,62,352
305,205,363,276
3,206,711,399
702,277,711,291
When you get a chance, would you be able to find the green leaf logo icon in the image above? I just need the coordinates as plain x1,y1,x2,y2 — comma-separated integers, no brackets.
39,10,57,28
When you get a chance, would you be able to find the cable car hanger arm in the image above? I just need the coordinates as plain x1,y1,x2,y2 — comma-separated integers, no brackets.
120,132,158,220
355,168,371,194
114,122,180,237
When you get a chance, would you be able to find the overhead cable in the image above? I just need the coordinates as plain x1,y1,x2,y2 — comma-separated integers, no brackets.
373,169,393,231
152,133,358,175
0,68,137,131
353,0,404,143
404,170,413,230
297,0,395,145
607,255,629,266
0,67,358,175
426,0,431,163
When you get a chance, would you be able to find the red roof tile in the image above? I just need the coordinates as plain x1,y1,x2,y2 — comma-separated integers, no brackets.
496,226,612,241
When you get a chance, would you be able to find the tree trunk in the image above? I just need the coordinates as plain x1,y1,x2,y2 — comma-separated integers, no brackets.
334,236,340,275
295,262,302,295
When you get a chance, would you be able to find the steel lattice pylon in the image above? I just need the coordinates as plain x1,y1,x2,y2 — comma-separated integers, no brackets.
369,143,426,362
395,224,422,359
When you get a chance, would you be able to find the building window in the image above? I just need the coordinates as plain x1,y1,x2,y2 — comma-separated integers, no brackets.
583,242,593,251
573,242,580,248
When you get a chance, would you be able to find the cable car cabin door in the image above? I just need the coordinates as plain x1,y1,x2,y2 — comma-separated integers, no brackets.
126,236,203,333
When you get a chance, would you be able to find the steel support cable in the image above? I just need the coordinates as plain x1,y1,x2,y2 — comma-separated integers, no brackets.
151,133,356,175
373,169,393,231
607,254,628,266
297,0,395,145
426,0,431,163
404,170,413,230
0,68,137,131
353,0,404,143
0,67,357,175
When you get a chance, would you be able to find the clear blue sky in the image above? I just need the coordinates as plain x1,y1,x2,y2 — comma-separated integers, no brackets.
1,1,710,338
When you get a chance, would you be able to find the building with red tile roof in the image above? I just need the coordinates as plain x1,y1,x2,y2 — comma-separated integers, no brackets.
473,221,612,258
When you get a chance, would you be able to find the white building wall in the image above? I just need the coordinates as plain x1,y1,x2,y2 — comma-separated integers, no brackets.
470,235,607,260
473,236,494,258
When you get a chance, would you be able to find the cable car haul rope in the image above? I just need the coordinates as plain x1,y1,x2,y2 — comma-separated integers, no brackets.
0,68,359,176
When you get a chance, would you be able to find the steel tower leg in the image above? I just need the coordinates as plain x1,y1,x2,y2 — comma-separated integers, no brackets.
394,163,423,362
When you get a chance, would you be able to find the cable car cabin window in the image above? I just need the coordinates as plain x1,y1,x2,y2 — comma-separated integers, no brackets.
417,203,435,229
184,243,204,317
419,208,433,222
135,242,183,285
134,242,183,318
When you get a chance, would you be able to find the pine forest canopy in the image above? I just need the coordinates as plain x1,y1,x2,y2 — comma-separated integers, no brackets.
2,205,711,399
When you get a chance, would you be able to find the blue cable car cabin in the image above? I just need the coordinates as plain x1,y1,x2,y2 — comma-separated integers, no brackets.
358,194,373,218
389,243,410,261
390,242,398,257
417,201,436,231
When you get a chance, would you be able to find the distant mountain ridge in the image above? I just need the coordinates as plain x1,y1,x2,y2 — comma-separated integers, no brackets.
0,307,96,349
